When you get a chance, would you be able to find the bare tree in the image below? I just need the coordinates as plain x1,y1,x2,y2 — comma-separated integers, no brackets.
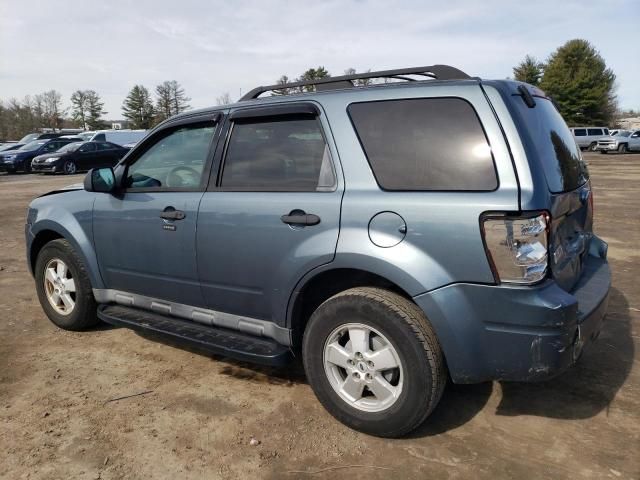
41,90,65,130
216,92,232,105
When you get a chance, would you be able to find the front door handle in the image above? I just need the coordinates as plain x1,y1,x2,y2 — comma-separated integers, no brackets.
160,207,186,220
281,211,321,226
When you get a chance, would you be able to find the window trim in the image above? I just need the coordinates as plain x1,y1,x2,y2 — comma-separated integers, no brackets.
121,116,221,193
346,96,500,193
213,111,337,193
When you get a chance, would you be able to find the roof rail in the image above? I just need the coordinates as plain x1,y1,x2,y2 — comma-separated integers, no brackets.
239,65,471,101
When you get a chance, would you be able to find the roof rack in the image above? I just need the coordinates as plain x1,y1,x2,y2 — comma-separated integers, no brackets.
239,65,471,101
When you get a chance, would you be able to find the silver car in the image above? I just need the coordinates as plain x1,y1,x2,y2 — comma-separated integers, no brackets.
596,130,640,153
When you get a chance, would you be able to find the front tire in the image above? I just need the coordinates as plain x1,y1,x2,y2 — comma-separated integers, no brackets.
302,287,446,437
618,143,628,153
35,239,99,330
63,160,77,175
588,142,597,151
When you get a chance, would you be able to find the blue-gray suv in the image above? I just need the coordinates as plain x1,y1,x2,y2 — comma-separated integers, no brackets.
25,66,611,437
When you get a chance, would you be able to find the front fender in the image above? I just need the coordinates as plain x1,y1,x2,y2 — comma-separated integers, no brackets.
28,192,103,289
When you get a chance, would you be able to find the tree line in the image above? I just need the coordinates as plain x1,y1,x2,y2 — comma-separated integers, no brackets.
0,80,192,140
0,39,626,140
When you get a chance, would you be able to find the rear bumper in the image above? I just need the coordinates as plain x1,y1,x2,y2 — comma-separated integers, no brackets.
414,236,610,384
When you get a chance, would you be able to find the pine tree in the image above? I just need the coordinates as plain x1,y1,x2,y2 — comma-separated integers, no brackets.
539,39,616,125
122,85,155,129
86,91,107,130
513,55,544,85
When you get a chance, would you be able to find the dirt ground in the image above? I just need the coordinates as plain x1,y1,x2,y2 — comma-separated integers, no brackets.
0,152,638,480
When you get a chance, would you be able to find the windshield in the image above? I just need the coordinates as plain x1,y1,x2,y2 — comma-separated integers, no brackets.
58,142,83,153
18,133,40,144
78,132,94,141
615,131,631,137
513,97,588,193
18,140,48,151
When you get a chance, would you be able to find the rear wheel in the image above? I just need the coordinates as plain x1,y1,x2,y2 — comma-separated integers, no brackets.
302,287,446,437
35,239,99,330
63,160,77,175
618,143,628,153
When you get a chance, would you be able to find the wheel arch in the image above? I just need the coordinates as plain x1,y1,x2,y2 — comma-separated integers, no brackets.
29,220,104,289
287,267,418,348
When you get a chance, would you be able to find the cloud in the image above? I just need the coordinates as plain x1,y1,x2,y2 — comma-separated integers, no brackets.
0,0,637,117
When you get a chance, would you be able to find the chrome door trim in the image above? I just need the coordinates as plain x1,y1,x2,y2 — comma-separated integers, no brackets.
93,288,291,346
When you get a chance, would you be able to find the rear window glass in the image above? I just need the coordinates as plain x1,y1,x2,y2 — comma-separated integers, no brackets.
573,129,586,136
515,98,588,193
347,98,497,191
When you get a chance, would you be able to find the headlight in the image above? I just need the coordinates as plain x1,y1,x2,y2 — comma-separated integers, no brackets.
481,212,549,284
4,155,16,161
45,157,59,163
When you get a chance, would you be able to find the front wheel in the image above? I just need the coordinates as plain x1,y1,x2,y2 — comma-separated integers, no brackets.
302,287,446,437
618,143,628,153
63,160,77,175
589,142,597,151
34,239,100,330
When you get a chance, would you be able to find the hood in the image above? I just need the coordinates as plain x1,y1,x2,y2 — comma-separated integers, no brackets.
37,182,84,198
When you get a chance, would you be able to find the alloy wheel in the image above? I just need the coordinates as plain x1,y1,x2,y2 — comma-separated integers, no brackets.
43,258,76,315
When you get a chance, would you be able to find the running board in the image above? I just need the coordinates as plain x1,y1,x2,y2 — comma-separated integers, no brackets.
97,305,292,366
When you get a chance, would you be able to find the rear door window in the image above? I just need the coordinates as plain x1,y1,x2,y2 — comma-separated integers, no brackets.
587,128,603,136
348,98,497,191
220,117,335,191
573,129,586,136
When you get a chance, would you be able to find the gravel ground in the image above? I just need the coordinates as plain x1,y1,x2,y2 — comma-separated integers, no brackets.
0,152,638,479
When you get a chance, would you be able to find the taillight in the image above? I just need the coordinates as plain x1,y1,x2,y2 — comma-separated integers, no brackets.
481,212,549,284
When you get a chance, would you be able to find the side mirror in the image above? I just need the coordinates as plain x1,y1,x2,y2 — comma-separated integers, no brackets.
84,167,116,193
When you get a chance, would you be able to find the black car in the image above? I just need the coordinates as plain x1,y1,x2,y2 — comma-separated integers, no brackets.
31,141,128,174
0,138,79,173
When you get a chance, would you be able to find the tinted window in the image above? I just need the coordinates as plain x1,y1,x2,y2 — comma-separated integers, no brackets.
126,124,215,189
514,98,588,193
604,128,609,135
78,143,97,152
93,133,106,141
348,98,497,191
42,141,63,152
573,129,587,136
96,142,114,151
221,117,334,191
587,128,603,136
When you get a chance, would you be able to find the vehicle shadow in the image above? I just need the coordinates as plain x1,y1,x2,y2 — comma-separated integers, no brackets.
496,287,633,419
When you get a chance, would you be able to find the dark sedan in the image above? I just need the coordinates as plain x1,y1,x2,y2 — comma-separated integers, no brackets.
31,141,128,174
0,138,78,173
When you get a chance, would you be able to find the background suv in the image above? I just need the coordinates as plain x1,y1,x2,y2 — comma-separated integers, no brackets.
25,66,610,437
570,126,610,150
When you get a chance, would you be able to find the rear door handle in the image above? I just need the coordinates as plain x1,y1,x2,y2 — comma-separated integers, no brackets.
160,207,186,220
281,211,321,226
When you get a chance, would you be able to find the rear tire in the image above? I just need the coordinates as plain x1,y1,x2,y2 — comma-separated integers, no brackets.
34,239,100,331
302,287,446,437
618,143,628,153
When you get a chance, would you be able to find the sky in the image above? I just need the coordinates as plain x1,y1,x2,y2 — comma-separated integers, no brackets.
1,0,638,118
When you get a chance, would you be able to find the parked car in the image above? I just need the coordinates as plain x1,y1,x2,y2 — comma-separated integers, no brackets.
31,141,129,174
17,132,67,144
570,126,610,150
25,68,610,437
596,130,640,153
0,138,78,173
85,129,148,146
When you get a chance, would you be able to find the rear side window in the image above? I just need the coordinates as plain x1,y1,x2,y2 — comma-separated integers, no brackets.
348,98,497,191
587,128,603,136
513,98,588,193
573,129,587,136
93,133,106,141
220,117,335,191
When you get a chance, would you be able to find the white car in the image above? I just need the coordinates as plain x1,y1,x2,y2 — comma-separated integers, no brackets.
596,130,640,153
